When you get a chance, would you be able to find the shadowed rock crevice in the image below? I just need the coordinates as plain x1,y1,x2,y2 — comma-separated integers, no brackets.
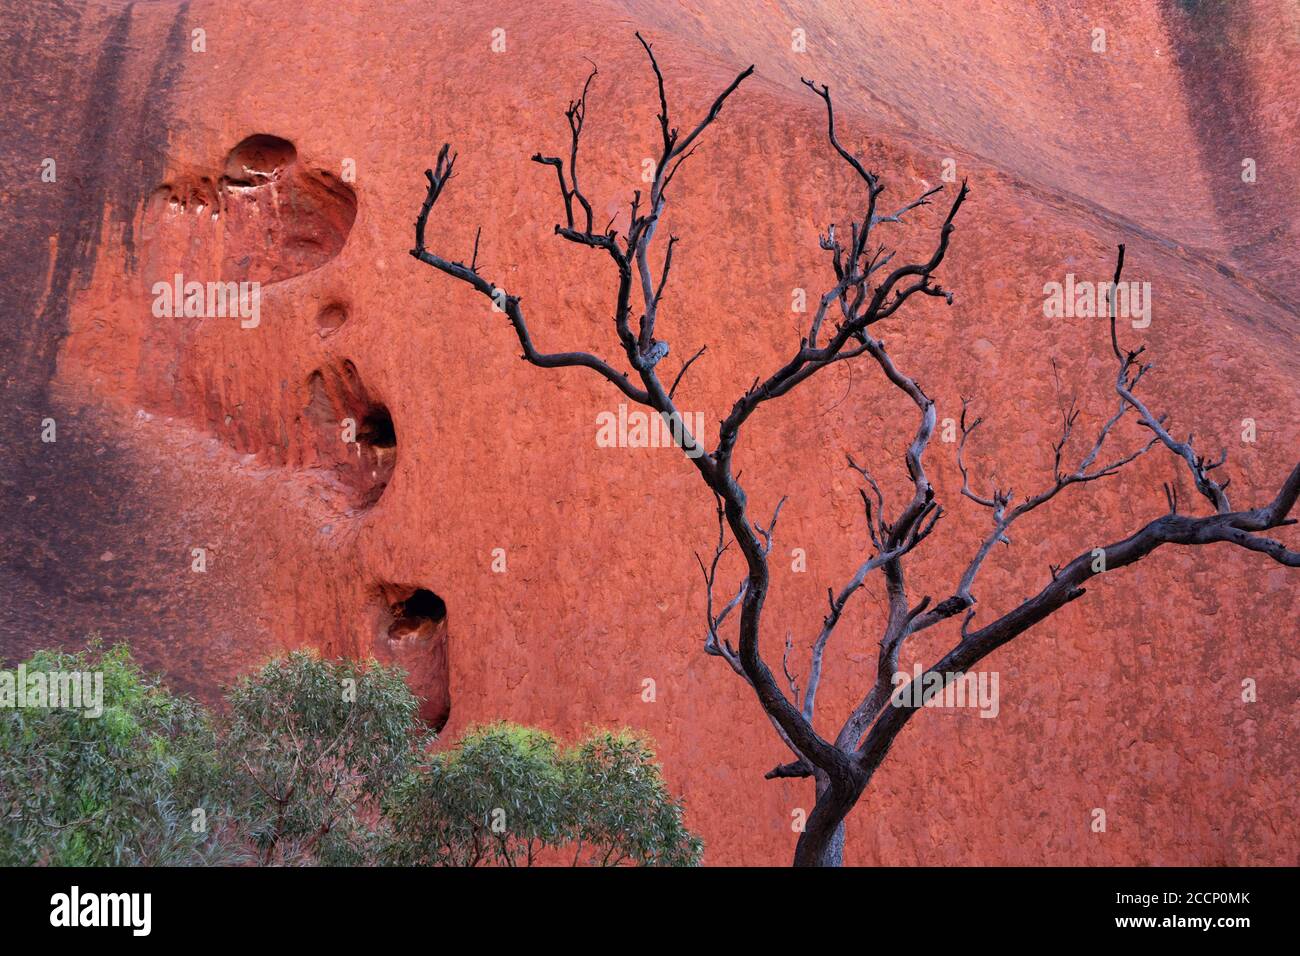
358,406,396,452
388,588,447,637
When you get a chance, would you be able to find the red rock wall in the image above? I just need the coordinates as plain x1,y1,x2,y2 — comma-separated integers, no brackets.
5,0,1298,864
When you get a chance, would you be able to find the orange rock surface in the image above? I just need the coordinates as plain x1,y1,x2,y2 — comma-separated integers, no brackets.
2,0,1296,864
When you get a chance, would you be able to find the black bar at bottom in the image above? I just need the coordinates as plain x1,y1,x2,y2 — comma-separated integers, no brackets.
0,865,1288,942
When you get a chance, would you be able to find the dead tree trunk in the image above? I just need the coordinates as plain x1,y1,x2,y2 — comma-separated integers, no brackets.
411,35,1300,866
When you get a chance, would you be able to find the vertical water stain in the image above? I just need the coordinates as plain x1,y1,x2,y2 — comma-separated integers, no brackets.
0,1,204,667
1158,0,1296,302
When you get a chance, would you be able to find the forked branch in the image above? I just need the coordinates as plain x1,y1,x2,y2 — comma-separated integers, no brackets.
411,38,1300,867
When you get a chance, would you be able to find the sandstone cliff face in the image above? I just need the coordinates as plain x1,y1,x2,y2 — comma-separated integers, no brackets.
2,0,1296,864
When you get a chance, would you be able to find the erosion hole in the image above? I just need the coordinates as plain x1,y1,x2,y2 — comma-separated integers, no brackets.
376,585,450,731
223,134,297,185
388,588,447,638
303,361,395,508
315,302,348,337
146,133,357,288
359,407,396,450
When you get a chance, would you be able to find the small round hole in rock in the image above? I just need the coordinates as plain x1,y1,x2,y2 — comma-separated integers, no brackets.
316,303,348,337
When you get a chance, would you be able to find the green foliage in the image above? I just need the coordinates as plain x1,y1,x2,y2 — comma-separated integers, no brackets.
2,644,700,866
222,650,426,865
384,722,565,865
562,729,703,866
0,641,228,866
385,722,702,866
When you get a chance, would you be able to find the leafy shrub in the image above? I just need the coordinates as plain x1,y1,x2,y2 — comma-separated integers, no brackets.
1,644,700,866
385,722,701,866
222,650,425,865
562,729,702,866
0,642,228,865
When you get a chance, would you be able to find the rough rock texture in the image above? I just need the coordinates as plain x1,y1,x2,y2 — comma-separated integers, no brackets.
2,0,1296,864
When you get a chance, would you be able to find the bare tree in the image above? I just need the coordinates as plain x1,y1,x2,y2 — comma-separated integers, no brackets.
411,37,1300,866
